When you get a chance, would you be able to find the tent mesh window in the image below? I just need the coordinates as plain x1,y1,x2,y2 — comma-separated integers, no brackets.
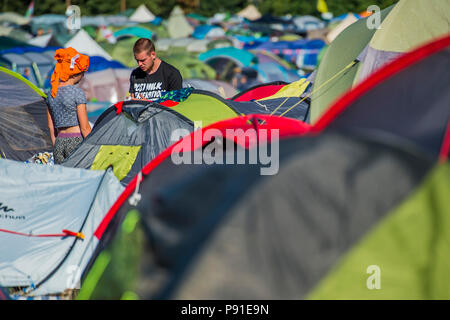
0,104,51,151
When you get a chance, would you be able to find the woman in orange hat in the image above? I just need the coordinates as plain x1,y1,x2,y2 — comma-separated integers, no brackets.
46,47,91,164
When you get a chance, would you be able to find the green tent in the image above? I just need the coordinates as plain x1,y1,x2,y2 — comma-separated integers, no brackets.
309,5,394,123
0,36,32,51
169,90,240,126
161,54,217,80
167,5,193,39
113,27,153,41
108,37,139,68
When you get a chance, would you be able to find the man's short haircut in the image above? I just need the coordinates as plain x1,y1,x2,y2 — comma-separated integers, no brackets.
133,38,155,56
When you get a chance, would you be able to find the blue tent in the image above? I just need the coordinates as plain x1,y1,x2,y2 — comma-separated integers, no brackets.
192,25,223,39
251,39,326,69
255,62,302,83
0,46,59,88
87,56,126,73
199,47,257,67
113,27,153,40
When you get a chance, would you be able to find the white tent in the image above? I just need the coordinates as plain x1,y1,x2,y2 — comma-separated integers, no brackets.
129,4,155,23
27,33,53,47
237,4,262,21
167,6,193,39
65,29,112,61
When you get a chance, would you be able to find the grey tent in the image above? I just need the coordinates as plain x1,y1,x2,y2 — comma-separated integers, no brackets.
62,101,195,185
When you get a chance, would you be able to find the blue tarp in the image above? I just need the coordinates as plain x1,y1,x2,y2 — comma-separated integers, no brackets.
192,25,223,39
250,39,326,69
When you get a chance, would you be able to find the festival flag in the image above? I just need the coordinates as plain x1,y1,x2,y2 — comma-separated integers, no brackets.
25,1,34,18
317,0,329,13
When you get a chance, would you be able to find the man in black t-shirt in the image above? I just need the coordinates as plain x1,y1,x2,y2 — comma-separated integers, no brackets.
129,38,182,101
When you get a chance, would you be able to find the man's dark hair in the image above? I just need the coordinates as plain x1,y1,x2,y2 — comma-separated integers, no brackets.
133,38,155,55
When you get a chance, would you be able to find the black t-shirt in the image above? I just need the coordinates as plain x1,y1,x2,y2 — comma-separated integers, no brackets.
129,60,183,100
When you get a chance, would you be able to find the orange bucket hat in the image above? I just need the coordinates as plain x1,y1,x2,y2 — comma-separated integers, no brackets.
50,47,89,98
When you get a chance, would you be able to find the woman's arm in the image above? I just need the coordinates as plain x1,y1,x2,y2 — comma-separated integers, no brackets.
46,106,56,146
76,103,92,138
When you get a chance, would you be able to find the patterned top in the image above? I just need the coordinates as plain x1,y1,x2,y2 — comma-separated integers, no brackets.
47,85,87,128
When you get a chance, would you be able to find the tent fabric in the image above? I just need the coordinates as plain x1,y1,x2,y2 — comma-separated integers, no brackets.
79,67,132,103
183,79,237,98
0,25,32,42
309,4,394,123
156,38,210,53
167,90,241,127
109,133,437,299
129,4,155,23
293,15,326,32
161,88,309,123
370,0,450,53
255,62,301,83
250,50,294,69
231,81,287,101
230,97,310,121
252,39,326,69
311,0,450,123
0,12,30,25
0,158,124,297
192,25,225,40
167,6,194,39
77,114,311,300
258,78,310,101
86,56,126,73
313,35,450,159
27,34,60,48
237,4,262,21
162,54,217,80
65,29,113,61
0,51,43,87
355,0,450,84
199,47,257,68
0,36,33,51
0,67,52,161
326,13,358,43
107,37,138,68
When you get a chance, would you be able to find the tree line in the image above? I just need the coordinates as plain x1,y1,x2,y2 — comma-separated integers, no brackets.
3,0,398,19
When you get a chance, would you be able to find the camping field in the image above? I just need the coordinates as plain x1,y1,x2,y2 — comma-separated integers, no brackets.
0,0,449,304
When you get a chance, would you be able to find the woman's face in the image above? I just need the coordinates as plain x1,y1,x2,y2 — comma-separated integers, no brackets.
73,72,84,84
